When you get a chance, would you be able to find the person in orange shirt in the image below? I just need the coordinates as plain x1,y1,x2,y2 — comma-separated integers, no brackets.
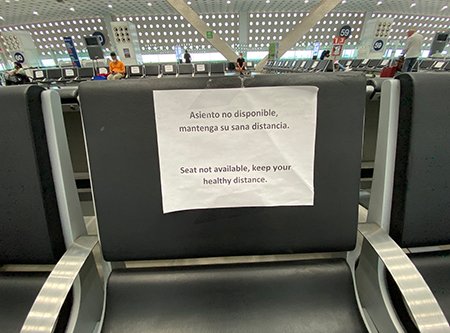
107,52,125,80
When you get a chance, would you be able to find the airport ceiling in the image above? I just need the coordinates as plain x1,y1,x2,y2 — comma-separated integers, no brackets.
0,0,449,27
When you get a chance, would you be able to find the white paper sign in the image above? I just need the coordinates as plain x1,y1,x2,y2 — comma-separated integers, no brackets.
164,65,174,73
65,69,75,77
196,64,206,72
99,67,108,74
131,66,140,74
35,70,44,78
153,86,318,213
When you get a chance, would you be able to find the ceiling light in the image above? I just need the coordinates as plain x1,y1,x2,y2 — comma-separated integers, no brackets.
70,7,75,12
304,0,309,3
148,2,152,6
341,0,347,3
33,11,39,15
377,1,383,5
0,16,4,21
266,0,270,3
441,5,448,11
108,4,113,8
226,0,231,3
410,2,416,7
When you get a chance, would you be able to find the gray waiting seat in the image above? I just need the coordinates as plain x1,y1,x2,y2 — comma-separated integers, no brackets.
210,62,225,76
144,64,160,77
161,63,177,77
357,73,450,333
0,86,102,333
28,73,434,332
193,63,209,76
74,67,94,82
73,73,370,332
126,65,144,78
32,69,47,82
178,63,194,76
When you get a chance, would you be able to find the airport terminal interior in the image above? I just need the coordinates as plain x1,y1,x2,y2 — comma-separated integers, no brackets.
0,0,449,332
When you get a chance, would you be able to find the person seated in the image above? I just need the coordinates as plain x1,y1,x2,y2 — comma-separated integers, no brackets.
236,53,246,75
320,50,331,60
107,52,125,80
5,62,30,85
333,61,346,72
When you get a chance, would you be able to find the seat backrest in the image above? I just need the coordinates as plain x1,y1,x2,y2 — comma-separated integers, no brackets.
389,73,450,247
78,67,94,79
161,64,177,75
47,68,63,80
0,86,66,264
431,60,446,71
127,65,143,77
367,59,381,68
210,62,225,74
194,63,209,75
63,67,77,79
78,73,365,261
144,64,160,76
178,64,194,75
351,59,363,68
33,69,47,80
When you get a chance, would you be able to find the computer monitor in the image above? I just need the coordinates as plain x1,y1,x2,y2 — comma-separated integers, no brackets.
84,35,104,60
85,36,101,46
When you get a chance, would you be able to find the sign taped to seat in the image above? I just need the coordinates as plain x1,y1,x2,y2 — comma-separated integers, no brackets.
153,86,318,213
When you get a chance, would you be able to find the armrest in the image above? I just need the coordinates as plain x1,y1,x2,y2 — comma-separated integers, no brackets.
359,223,450,333
20,235,98,333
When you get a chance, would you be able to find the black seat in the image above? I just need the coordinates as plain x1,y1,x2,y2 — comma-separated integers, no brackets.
104,259,364,333
359,73,450,332
77,73,368,332
0,86,70,332
210,62,225,75
75,67,94,81
126,65,144,78
386,73,450,331
0,86,102,333
193,63,209,76
178,63,194,76
144,64,160,77
32,69,47,82
161,63,177,76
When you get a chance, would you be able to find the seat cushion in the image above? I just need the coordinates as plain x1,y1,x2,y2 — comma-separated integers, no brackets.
0,272,73,333
102,259,367,333
0,272,47,333
388,250,450,333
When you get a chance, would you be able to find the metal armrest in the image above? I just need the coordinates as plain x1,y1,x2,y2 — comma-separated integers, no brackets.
359,223,450,332
21,236,98,333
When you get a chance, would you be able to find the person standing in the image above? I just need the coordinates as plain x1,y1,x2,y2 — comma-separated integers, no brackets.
184,50,192,63
107,52,125,80
402,28,424,72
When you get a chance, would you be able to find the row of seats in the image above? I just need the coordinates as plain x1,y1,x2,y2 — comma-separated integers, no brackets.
30,62,256,84
1,73,449,333
264,59,334,73
264,57,450,74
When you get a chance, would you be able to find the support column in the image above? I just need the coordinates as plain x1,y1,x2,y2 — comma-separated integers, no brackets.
102,15,118,53
0,37,9,67
255,0,341,71
239,12,249,56
166,0,237,62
